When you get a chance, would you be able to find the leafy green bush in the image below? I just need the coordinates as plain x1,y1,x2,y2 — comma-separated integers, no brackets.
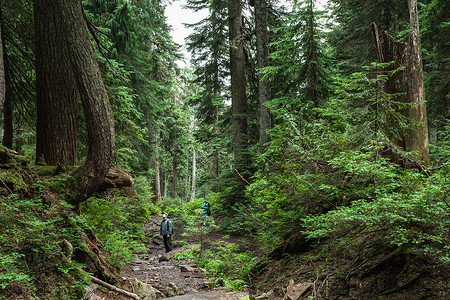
0,253,31,290
0,193,89,299
303,165,450,263
174,241,257,291
247,62,450,268
80,191,151,267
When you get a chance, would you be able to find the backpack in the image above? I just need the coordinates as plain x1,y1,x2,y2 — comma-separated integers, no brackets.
207,207,211,216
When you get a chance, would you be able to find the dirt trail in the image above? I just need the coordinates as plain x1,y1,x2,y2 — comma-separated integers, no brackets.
95,217,253,299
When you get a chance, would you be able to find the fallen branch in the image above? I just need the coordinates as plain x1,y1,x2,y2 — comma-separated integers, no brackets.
235,169,251,185
88,275,141,300
0,178,12,194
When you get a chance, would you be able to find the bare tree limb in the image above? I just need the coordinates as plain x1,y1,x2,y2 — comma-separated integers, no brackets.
235,169,251,185
88,276,141,300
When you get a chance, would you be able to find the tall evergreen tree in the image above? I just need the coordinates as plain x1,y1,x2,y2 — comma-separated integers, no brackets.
228,0,248,165
265,0,330,114
1,0,35,150
252,0,272,151
185,0,229,182
34,0,115,206
421,0,450,123
34,0,79,165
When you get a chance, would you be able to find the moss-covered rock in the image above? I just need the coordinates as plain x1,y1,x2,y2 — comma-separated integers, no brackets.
0,146,32,168
15,155,32,166
0,170,27,192
30,165,60,176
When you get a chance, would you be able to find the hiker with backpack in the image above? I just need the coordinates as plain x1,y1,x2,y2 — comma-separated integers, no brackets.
201,201,211,230
160,212,173,253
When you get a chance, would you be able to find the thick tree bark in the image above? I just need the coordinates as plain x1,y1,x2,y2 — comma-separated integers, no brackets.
254,0,272,152
228,0,247,161
64,0,115,203
382,0,430,166
34,0,78,165
0,9,5,114
0,9,12,149
34,0,115,205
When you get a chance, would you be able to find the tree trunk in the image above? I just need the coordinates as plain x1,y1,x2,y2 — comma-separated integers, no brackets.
228,0,247,161
0,8,12,149
34,0,115,205
2,84,12,148
382,0,430,166
254,0,272,152
213,55,220,180
0,8,5,114
34,0,79,165
171,156,178,198
163,172,168,198
150,125,162,202
190,148,196,202
406,0,430,165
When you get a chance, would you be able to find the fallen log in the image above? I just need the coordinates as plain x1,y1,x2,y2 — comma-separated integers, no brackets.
88,275,141,300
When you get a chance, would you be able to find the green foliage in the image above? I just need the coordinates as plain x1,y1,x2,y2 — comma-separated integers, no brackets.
247,62,450,269
0,253,31,289
265,0,331,107
0,194,89,299
430,125,450,164
420,0,450,122
80,191,150,267
303,165,450,263
174,241,257,291
132,176,159,212
328,0,409,73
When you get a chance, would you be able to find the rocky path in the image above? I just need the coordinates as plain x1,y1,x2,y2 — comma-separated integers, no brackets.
90,217,251,300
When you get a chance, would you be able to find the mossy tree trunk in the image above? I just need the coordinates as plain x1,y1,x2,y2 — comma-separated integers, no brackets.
34,0,115,206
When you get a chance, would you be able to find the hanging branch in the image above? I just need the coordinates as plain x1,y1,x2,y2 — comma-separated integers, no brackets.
79,2,118,73
235,169,251,185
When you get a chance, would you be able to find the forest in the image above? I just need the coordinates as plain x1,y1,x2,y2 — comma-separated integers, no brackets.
0,0,448,299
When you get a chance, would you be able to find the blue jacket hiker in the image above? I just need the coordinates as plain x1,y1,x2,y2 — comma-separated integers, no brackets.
202,201,211,216
201,201,211,229
160,213,173,253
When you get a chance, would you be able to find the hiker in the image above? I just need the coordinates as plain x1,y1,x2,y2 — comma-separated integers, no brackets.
202,201,211,217
160,212,173,253
201,201,211,230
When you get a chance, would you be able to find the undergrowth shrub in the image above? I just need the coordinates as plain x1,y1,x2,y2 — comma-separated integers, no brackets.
0,193,89,299
246,63,450,268
303,165,450,263
174,241,257,291
80,190,150,267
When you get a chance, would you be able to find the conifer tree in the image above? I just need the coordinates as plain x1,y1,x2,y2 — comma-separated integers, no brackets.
265,0,330,113
252,0,272,151
186,0,228,181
